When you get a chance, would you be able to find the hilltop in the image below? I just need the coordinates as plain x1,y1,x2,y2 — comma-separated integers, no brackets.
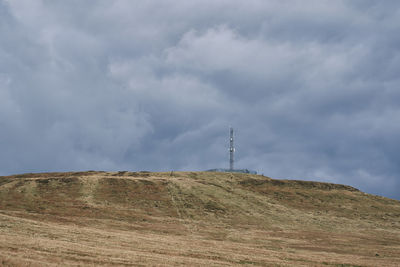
0,171,399,266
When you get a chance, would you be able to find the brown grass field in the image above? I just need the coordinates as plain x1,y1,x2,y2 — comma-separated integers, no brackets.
0,171,399,266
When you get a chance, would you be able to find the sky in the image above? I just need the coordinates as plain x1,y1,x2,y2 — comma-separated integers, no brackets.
1,1,400,200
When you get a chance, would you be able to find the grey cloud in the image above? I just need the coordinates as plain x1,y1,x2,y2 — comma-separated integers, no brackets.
1,0,400,200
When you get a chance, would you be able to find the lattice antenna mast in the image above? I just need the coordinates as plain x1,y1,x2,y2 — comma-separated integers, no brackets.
229,127,235,170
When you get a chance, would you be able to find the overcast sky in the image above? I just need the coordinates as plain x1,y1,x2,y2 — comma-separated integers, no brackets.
1,1,400,200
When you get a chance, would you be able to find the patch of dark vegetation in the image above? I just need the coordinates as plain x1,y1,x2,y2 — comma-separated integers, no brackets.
59,178,78,184
204,200,226,213
34,177,78,185
239,179,274,187
290,180,359,192
125,172,149,177
238,259,258,265
112,171,154,177
114,171,127,176
239,178,359,192
0,178,13,186
139,179,155,185
36,179,51,184
70,171,103,177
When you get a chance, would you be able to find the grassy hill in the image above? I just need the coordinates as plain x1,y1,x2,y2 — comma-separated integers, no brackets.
0,171,399,266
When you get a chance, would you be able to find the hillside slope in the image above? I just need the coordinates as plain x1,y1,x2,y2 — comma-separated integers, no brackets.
0,171,399,266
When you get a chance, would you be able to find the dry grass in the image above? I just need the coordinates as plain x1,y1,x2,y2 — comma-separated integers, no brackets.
0,171,399,266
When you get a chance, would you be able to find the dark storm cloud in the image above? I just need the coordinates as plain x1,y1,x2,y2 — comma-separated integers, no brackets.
1,0,400,199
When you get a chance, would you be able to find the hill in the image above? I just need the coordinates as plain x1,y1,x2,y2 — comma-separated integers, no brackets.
0,171,399,266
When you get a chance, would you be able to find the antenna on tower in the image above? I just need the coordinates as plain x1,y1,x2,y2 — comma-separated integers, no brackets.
229,127,234,170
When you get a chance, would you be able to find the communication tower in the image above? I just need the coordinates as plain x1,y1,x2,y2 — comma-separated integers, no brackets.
229,127,235,170
206,127,257,174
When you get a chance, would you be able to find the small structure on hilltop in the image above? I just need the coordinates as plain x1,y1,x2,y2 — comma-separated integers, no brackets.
207,127,257,174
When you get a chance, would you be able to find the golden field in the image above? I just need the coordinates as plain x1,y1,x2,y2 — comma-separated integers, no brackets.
0,171,399,266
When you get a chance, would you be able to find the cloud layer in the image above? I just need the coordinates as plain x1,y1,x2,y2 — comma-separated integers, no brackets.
1,0,400,199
